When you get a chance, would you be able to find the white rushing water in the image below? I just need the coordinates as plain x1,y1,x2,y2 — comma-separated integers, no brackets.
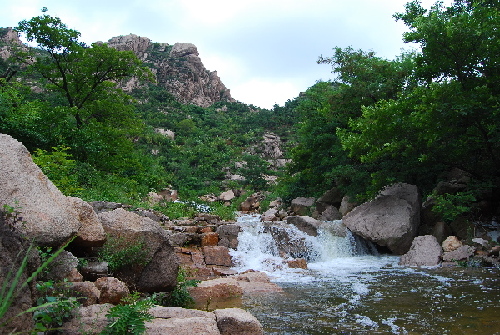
230,214,398,284
229,214,500,334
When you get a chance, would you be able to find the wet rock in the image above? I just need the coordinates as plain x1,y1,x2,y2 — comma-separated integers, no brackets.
204,246,233,267
216,224,241,249
399,235,443,267
287,216,322,237
263,223,311,259
215,308,264,335
286,258,307,269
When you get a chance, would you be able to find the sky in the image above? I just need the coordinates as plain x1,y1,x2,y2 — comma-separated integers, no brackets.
1,0,444,109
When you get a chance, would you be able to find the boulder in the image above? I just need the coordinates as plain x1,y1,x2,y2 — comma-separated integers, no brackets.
286,258,307,269
316,205,342,221
203,246,233,267
68,197,106,247
146,317,221,335
62,303,113,334
216,224,241,249
343,183,421,254
317,187,344,206
442,236,462,252
290,197,316,216
286,216,322,237
339,195,358,217
0,134,79,246
95,277,129,304
98,208,178,292
263,223,312,260
215,308,264,335
67,281,101,306
399,235,443,267
219,190,235,202
44,250,78,281
442,245,476,262
261,208,279,222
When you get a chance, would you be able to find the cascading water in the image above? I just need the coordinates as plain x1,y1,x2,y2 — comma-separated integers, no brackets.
231,214,500,334
230,214,376,277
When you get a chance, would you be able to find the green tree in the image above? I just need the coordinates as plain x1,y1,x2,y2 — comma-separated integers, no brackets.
340,0,500,198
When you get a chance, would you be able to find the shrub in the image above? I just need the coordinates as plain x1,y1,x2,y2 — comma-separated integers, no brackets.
101,292,154,335
97,235,151,273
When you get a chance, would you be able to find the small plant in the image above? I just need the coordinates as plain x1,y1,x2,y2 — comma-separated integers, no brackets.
1,203,24,230
98,235,151,273
167,267,200,308
0,237,75,331
101,292,154,335
33,280,79,333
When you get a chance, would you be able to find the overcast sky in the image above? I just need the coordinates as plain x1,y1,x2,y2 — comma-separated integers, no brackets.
2,0,443,109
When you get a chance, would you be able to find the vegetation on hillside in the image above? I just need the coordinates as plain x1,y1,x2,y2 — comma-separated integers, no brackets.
279,0,500,222
1,0,498,223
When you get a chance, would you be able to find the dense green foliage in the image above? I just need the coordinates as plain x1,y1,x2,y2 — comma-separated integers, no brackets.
2,1,498,222
1,10,295,207
281,0,500,214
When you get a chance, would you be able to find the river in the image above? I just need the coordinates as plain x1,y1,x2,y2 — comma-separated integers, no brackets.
230,214,500,334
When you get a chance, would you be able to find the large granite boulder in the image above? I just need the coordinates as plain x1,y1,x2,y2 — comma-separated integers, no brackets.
98,208,178,292
0,134,105,247
399,235,443,266
343,183,421,254
286,216,322,237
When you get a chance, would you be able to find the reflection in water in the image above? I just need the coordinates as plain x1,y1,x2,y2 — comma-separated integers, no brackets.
232,215,500,334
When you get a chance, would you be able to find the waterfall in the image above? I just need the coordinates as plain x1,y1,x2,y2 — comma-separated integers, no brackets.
230,214,377,276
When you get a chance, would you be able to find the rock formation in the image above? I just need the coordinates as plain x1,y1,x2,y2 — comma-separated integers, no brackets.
343,183,421,254
0,134,106,247
106,34,233,107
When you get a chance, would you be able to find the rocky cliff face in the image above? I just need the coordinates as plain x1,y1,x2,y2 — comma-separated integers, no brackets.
106,34,234,107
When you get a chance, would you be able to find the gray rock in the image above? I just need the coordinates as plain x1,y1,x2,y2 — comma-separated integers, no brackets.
287,216,322,237
442,245,476,262
290,197,316,216
399,235,443,266
215,307,264,335
0,134,80,246
343,183,421,254
98,208,178,292
217,224,241,249
146,317,221,335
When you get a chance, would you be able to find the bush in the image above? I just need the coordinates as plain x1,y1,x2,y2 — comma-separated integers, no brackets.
98,235,151,273
101,292,154,335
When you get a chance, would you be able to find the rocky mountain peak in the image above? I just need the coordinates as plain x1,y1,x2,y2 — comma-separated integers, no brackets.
106,34,233,107
106,33,152,60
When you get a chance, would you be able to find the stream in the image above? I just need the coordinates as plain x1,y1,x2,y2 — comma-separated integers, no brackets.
230,214,500,334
